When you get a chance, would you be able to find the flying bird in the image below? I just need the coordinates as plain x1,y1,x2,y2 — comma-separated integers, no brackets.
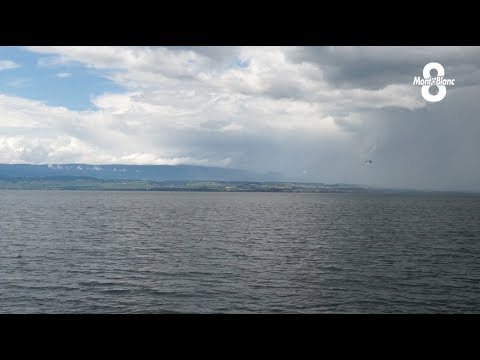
364,160,373,164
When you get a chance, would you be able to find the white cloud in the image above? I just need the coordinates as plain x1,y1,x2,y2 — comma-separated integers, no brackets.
0,60,20,71
55,72,71,78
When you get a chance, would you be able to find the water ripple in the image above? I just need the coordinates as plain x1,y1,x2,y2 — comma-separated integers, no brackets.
0,190,479,313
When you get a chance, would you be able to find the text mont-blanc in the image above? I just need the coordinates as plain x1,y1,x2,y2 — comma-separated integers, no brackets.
413,76,455,86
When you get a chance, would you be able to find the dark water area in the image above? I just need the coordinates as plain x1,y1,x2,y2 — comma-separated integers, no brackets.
1,190,479,313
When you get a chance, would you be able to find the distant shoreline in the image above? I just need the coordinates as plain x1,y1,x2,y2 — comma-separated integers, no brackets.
1,173,479,194
0,181,478,195
1,164,478,194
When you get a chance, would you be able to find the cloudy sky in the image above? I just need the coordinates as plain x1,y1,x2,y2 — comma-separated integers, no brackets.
0,46,479,191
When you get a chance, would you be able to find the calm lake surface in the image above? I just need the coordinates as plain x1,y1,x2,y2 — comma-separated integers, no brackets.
1,190,479,313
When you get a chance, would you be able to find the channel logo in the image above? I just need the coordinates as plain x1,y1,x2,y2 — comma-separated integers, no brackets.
413,62,455,102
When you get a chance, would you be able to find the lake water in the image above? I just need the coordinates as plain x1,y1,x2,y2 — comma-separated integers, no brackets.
1,190,479,313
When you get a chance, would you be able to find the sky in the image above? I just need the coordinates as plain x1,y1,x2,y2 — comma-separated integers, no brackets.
0,46,479,191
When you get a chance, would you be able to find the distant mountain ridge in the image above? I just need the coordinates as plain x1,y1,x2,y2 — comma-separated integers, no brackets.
0,164,284,182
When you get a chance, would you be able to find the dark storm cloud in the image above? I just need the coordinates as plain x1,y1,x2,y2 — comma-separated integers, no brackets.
342,85,480,191
288,46,480,90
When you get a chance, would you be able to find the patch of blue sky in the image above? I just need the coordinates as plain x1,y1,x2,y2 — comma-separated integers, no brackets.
223,58,250,71
0,46,124,111
235,58,250,68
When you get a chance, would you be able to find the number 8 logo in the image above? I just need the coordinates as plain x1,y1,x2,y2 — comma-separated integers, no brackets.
421,62,446,102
